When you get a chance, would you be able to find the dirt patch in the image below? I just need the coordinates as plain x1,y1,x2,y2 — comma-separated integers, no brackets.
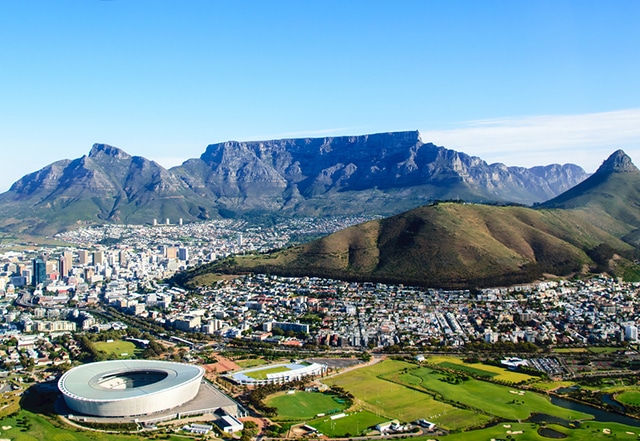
240,416,270,434
204,355,242,373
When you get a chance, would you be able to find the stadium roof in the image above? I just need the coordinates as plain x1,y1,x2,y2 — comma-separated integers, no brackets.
59,359,204,402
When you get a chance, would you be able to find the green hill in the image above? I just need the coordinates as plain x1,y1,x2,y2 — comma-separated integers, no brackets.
176,150,640,289
178,202,634,289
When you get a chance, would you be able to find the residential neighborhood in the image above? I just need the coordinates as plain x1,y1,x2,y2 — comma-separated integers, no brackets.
0,218,639,377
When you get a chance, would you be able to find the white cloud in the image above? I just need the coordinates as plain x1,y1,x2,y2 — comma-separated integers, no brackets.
423,109,640,172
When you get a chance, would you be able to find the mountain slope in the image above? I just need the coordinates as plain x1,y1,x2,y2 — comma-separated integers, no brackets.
0,144,213,234
541,150,640,241
0,132,588,235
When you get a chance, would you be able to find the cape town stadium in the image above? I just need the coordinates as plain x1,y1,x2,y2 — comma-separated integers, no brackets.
58,360,205,417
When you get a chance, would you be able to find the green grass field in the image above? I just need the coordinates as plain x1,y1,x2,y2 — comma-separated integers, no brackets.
308,410,387,437
244,365,292,380
266,391,347,420
397,367,591,421
587,346,622,354
0,410,162,441
426,355,535,383
236,358,268,368
93,340,138,358
324,360,490,430
616,391,640,407
437,361,498,378
437,421,640,441
553,348,588,353
531,380,577,391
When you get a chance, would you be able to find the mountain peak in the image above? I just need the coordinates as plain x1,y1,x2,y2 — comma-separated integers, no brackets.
89,143,132,160
595,150,639,174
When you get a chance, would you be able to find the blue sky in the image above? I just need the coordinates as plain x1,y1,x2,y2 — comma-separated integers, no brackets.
1,1,639,191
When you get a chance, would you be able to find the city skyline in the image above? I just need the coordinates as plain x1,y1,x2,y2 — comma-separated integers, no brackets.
1,1,639,191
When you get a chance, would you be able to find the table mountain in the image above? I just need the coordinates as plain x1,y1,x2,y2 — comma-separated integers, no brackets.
0,131,588,235
172,131,587,217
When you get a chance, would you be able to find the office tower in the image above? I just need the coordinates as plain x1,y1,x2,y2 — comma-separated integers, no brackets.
92,250,104,265
32,258,46,286
78,250,89,265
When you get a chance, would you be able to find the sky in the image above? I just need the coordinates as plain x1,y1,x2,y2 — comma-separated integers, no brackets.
1,1,639,191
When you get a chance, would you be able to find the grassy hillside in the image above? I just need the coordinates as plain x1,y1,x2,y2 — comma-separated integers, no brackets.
178,202,636,289
543,171,640,237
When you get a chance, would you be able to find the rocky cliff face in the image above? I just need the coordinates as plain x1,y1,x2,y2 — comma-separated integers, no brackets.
540,150,640,233
0,144,212,233
594,149,639,174
0,132,590,234
172,130,588,214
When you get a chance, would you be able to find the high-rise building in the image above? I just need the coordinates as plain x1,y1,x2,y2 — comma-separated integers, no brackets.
625,325,638,342
59,251,73,277
59,256,67,278
32,258,47,286
78,250,89,265
92,250,104,265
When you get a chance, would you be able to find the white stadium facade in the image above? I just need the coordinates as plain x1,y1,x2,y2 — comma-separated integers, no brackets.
58,360,205,417
230,362,327,386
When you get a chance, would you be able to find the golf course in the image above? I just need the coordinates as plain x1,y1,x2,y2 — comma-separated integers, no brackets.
269,356,640,439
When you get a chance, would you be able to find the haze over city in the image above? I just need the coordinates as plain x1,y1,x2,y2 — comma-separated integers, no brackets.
1,1,639,191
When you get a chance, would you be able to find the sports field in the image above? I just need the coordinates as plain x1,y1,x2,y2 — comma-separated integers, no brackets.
553,347,589,353
266,391,347,420
397,367,591,421
236,358,268,368
426,355,534,383
324,359,489,430
93,340,137,358
244,365,292,380
309,410,386,437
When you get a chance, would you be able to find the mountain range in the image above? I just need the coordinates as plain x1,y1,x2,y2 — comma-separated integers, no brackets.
0,131,588,235
176,150,640,289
